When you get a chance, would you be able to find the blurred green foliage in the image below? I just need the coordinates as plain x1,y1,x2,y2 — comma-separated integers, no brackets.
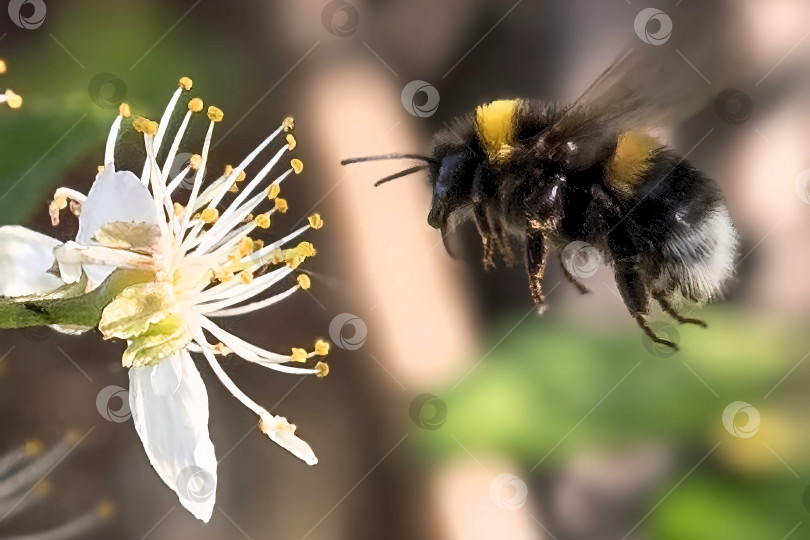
415,309,809,538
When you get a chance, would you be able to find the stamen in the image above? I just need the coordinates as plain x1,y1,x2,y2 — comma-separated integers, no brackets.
0,435,74,498
290,159,303,174
308,214,324,229
200,208,219,224
274,198,288,213
2,89,22,109
314,339,330,356
297,274,311,290
282,116,294,131
315,361,329,378
291,348,307,362
286,134,297,150
266,183,281,200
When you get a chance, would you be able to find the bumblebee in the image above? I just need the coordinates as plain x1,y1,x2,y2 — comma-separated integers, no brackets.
343,43,738,350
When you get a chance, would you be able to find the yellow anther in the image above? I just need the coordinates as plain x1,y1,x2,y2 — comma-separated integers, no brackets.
282,116,295,131
173,202,185,217
291,158,303,174
207,106,224,122
236,171,246,183
254,213,271,229
188,97,203,112
297,274,311,290
240,270,254,284
97,501,116,519
118,102,131,117
213,342,232,356
178,76,193,91
0,59,6,74
244,213,254,222
287,256,303,269
291,348,307,362
252,239,264,251
133,117,158,135
53,196,68,211
286,134,297,150
314,339,330,356
201,207,219,224
25,439,43,456
266,183,281,200
308,213,324,229
97,165,105,174
214,269,234,282
296,241,316,257
228,183,239,193
315,361,329,378
224,164,234,177
274,198,289,213
238,236,253,257
4,90,22,109
189,154,202,170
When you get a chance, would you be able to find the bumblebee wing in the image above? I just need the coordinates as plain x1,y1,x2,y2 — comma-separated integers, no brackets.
547,1,742,167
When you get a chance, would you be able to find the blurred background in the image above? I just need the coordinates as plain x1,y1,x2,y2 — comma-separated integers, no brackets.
1,0,809,538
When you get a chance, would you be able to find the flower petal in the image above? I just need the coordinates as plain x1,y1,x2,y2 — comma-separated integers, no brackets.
0,226,64,297
129,351,217,522
77,169,159,285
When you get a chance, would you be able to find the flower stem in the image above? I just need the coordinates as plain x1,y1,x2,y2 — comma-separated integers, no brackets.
0,270,154,329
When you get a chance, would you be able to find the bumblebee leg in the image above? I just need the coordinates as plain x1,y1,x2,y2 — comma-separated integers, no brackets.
473,203,496,269
487,205,515,267
614,260,678,351
653,292,708,328
526,229,548,314
559,256,591,294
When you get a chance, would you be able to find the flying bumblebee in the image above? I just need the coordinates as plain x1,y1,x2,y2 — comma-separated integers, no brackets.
342,9,739,350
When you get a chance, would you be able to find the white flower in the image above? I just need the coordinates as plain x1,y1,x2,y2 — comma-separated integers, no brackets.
0,77,330,521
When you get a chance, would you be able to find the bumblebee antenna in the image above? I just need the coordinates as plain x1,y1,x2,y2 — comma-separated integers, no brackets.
341,153,438,165
373,165,429,186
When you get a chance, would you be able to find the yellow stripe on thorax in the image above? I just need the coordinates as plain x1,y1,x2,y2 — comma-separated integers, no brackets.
475,99,521,163
606,131,661,196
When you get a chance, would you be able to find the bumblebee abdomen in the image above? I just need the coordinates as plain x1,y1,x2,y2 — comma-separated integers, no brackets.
623,151,738,304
